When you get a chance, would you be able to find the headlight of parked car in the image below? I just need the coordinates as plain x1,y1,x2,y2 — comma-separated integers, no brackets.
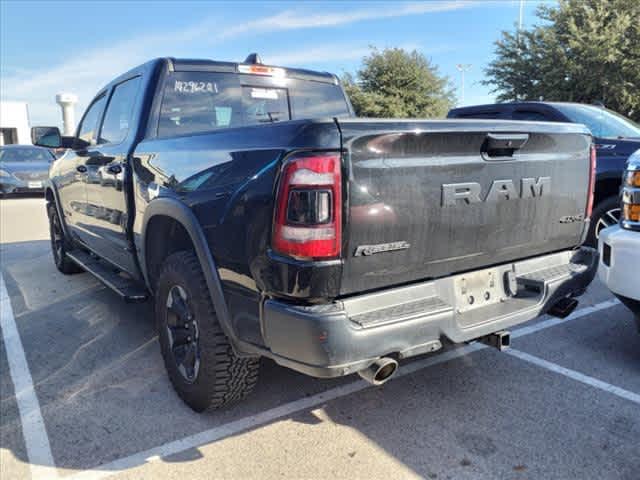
624,170,640,188
0,169,14,178
621,151,640,230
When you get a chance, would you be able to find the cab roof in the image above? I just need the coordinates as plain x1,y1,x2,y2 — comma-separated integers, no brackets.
168,58,338,84
450,101,603,113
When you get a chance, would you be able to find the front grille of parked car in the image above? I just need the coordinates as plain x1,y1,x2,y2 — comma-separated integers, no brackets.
12,171,48,181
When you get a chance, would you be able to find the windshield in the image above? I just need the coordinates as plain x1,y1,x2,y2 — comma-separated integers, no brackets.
554,104,640,139
0,147,53,162
158,71,351,137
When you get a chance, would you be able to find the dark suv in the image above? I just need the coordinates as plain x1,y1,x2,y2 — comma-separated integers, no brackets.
448,102,640,246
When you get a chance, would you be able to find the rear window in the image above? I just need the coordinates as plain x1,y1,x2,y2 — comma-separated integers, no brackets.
452,111,504,119
512,110,551,122
158,71,350,137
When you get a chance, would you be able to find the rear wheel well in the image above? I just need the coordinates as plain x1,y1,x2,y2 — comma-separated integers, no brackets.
145,215,196,291
594,178,621,206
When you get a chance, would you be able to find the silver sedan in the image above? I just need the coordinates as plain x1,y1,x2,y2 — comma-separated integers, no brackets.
0,144,55,195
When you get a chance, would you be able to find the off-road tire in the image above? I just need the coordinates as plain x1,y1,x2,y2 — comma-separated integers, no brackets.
155,250,260,412
586,196,620,247
47,203,83,274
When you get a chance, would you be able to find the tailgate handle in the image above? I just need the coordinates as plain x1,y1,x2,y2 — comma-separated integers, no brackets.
483,133,529,159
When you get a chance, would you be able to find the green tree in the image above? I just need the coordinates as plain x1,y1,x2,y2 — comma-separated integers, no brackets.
484,0,640,121
343,48,455,118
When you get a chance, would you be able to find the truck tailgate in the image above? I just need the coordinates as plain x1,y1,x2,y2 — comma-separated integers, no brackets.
338,119,592,296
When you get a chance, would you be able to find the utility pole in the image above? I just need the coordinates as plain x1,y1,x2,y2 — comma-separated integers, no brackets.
456,64,472,106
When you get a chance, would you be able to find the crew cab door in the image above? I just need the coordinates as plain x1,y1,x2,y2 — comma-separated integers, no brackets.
56,94,108,241
81,76,142,275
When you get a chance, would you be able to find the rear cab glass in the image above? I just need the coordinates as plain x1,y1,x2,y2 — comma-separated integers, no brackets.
158,71,351,137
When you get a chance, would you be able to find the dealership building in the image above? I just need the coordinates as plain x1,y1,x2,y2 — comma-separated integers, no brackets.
0,101,31,145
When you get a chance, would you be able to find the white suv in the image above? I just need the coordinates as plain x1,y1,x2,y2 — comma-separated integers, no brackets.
598,149,640,329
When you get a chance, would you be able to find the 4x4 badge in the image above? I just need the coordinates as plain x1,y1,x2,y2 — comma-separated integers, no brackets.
354,241,411,256
559,214,584,224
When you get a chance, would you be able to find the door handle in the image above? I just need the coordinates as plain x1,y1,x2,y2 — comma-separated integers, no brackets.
483,133,530,159
106,164,122,175
76,165,87,173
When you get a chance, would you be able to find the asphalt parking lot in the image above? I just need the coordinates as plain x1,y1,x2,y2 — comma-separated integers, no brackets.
1,196,639,480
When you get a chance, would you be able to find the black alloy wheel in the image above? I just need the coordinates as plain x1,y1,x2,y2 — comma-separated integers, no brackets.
165,285,201,383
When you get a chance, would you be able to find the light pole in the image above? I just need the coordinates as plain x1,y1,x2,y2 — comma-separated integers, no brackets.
456,64,472,106
515,0,524,100
518,0,524,33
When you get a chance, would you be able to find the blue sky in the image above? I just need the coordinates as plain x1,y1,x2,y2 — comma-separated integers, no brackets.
1,0,545,127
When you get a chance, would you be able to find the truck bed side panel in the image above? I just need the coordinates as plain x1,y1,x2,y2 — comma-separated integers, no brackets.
131,120,341,343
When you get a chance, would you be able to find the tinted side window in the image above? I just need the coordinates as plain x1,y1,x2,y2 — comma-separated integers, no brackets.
100,77,141,144
512,110,550,121
78,95,107,144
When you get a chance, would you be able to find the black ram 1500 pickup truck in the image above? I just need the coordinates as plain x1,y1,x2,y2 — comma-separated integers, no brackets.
33,55,598,412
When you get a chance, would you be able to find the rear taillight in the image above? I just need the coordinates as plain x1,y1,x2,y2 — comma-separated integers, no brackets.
586,144,596,218
272,153,342,260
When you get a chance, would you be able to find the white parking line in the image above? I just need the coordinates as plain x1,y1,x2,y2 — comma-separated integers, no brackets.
0,274,58,480
67,342,486,480
506,349,640,405
67,299,621,480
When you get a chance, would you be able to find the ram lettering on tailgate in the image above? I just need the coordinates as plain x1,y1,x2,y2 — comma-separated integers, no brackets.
441,177,550,206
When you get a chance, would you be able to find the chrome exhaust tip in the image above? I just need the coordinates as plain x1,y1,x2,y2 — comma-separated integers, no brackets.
358,357,399,386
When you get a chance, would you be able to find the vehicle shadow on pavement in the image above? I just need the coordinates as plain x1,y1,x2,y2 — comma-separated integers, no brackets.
309,348,640,480
0,240,354,472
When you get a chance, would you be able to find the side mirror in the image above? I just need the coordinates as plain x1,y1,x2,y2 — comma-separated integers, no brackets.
31,126,62,148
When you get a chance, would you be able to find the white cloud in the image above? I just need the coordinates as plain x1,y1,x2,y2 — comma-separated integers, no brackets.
1,21,216,126
218,1,473,39
1,1,476,126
